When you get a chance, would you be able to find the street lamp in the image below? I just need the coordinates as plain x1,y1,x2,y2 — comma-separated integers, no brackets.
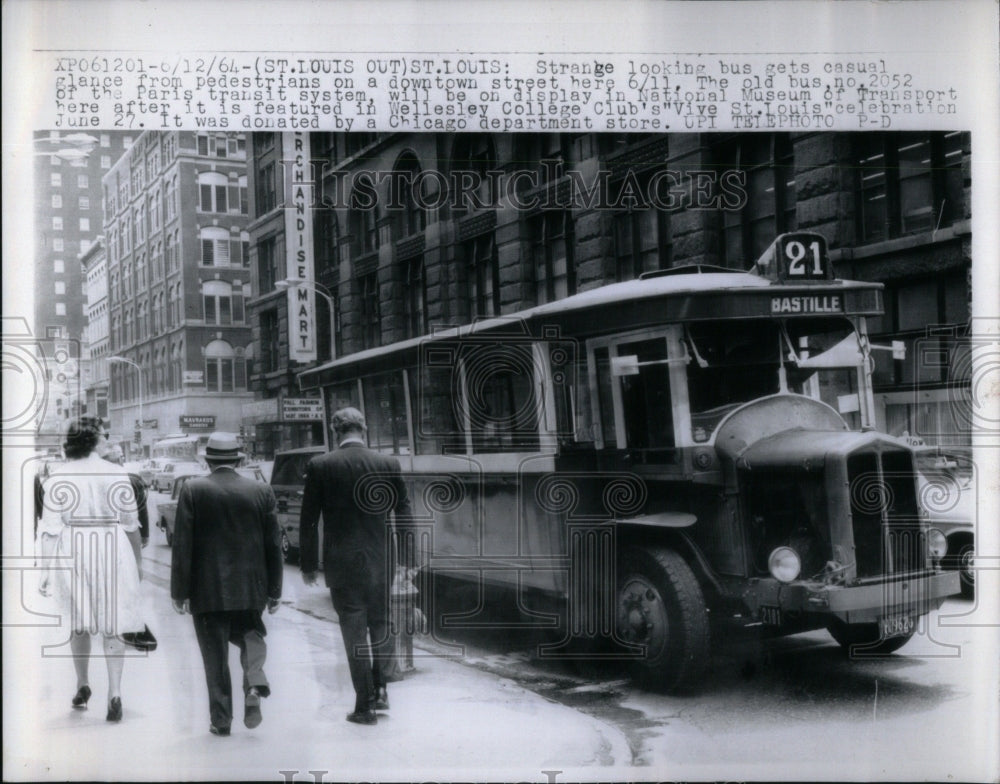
108,355,143,445
275,278,337,361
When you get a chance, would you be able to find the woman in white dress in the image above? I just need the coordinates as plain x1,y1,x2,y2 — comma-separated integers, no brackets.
38,417,144,722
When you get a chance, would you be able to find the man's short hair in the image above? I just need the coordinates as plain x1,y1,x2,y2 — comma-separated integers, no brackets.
331,406,366,435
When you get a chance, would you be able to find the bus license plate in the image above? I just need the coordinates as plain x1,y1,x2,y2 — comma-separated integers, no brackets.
760,606,781,626
879,614,914,639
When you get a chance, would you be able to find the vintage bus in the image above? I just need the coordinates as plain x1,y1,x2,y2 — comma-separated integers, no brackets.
297,232,960,691
151,434,206,463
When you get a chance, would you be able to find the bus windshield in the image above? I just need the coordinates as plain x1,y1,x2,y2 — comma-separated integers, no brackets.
685,317,863,438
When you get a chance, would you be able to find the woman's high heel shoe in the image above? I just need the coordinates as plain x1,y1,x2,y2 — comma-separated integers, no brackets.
71,685,91,710
106,696,122,722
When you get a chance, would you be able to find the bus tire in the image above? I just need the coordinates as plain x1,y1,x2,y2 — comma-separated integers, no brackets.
826,620,915,655
617,546,710,692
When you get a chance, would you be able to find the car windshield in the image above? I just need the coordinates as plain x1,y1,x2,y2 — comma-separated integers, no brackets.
271,454,316,485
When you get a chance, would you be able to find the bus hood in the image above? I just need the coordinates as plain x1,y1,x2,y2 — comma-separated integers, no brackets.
734,428,909,470
714,394,848,460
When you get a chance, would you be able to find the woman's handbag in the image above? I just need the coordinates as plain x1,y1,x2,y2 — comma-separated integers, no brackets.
121,624,157,652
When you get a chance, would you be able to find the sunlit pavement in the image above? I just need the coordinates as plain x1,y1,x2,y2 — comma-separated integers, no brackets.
4,523,631,782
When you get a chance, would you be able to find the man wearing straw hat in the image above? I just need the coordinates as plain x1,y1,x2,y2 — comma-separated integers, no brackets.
171,431,283,736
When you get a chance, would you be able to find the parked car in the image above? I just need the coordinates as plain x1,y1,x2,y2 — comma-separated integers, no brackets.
152,461,204,493
914,446,975,597
137,458,168,488
269,446,325,562
158,466,266,546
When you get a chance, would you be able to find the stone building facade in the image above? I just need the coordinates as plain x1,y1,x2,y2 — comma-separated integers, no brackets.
246,131,971,455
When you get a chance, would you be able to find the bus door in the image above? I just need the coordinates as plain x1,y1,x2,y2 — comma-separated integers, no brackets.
588,327,688,465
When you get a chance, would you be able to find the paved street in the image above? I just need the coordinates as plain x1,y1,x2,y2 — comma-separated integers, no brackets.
4,491,996,782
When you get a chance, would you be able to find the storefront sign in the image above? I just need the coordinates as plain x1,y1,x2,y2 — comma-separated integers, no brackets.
179,415,216,430
242,398,280,423
282,398,324,421
283,132,316,362
182,370,204,385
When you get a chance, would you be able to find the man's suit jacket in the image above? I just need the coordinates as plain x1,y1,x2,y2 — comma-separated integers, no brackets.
171,467,283,614
299,442,413,587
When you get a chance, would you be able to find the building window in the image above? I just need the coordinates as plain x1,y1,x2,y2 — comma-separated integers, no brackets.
202,280,239,325
55,302,66,316
260,309,280,372
390,153,426,238
200,226,231,266
359,271,381,349
350,176,379,257
531,211,575,304
51,173,62,187
257,236,278,292
314,209,339,280
857,131,968,243
80,218,90,232
78,174,89,189
101,155,111,169
52,194,62,209
52,217,63,231
238,175,248,214
451,135,498,214
465,234,499,319
123,136,133,149
405,255,426,338
255,162,277,214
869,270,970,392
715,134,796,267
54,259,64,273
198,172,229,213
204,339,241,392
53,238,64,252
79,196,90,211
100,134,110,148
54,281,65,295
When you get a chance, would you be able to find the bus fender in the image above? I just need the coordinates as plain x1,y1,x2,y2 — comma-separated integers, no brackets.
616,517,724,601
616,511,697,528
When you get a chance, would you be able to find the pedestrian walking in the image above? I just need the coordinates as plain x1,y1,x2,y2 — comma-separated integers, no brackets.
102,442,150,548
37,416,145,722
299,407,414,726
170,431,283,736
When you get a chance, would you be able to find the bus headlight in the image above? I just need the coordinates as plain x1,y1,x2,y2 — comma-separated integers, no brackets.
768,547,802,583
927,528,948,560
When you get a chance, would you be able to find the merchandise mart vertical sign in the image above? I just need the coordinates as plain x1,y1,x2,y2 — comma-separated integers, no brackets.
283,132,317,362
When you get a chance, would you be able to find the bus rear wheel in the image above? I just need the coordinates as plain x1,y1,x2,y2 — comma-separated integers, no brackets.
616,546,710,692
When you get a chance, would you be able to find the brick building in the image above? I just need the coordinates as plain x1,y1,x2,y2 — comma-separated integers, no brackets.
102,131,252,456
33,131,129,437
246,131,971,455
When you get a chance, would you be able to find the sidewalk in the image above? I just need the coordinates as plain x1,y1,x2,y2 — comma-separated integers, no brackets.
4,565,632,782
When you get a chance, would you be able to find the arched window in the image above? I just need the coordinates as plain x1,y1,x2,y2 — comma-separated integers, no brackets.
200,226,231,266
391,152,426,238
204,339,243,392
198,171,229,213
350,175,379,257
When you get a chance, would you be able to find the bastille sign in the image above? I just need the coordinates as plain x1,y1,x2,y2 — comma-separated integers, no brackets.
283,132,317,362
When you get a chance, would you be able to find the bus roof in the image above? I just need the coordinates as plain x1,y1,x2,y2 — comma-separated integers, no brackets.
298,267,883,391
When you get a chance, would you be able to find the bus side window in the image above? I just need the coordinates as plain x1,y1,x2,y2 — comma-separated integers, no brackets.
554,353,595,447
467,343,539,453
363,371,411,455
592,346,618,447
408,365,464,455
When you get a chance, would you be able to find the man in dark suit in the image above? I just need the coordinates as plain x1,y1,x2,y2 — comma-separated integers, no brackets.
300,407,413,726
170,432,283,736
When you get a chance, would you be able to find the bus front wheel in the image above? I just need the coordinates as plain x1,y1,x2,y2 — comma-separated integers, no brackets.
616,546,710,692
